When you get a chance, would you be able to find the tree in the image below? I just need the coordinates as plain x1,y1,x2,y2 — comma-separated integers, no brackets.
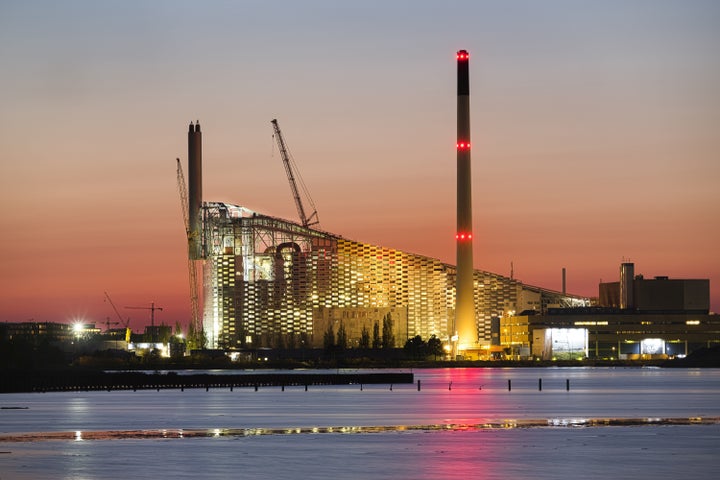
286,332,296,350
427,335,444,360
403,335,428,359
359,325,370,349
185,322,207,351
274,331,285,350
198,328,208,350
299,331,310,349
336,322,347,350
187,322,200,350
372,321,381,349
323,323,335,351
381,313,395,349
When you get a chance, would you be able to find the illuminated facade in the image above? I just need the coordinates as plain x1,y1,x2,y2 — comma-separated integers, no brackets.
500,264,719,360
502,311,720,360
200,202,586,352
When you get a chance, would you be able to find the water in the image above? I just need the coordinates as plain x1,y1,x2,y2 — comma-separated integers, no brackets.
2,367,719,479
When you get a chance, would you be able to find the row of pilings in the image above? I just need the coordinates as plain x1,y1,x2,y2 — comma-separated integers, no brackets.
0,371,414,394
416,378,572,391
1,370,580,394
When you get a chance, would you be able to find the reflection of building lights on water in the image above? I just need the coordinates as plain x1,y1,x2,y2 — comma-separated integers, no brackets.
74,431,83,441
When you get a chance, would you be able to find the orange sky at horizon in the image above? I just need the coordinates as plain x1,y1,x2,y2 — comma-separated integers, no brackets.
1,1,719,331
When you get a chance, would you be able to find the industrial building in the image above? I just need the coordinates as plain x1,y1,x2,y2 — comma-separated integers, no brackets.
198,202,587,354
499,263,719,360
176,51,590,357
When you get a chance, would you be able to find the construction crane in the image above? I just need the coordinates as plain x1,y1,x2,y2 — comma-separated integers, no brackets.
125,302,163,343
176,158,202,343
101,318,120,332
104,291,132,343
271,119,319,228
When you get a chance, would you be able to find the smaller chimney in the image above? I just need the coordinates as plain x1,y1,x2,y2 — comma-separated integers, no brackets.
562,267,566,295
188,121,203,260
620,262,634,310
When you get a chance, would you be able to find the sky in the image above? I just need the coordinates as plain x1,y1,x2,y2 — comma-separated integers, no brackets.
1,0,719,331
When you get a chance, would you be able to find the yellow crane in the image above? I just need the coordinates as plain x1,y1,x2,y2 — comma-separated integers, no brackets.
271,119,319,228
176,158,202,344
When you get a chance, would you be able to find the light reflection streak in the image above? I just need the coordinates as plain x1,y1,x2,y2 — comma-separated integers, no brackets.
1,417,718,443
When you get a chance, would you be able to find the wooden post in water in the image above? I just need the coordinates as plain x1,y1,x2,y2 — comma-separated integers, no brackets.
417,380,421,391
566,379,570,391
538,378,542,391
508,379,511,391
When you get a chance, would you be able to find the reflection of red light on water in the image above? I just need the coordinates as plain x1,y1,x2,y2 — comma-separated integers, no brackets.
411,368,495,475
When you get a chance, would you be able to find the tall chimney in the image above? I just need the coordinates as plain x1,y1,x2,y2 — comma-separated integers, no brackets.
188,121,202,260
562,267,567,295
454,49,476,351
620,262,634,310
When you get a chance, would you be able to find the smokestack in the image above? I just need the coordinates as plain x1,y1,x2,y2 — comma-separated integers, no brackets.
562,268,566,295
454,49,476,352
188,121,202,260
620,262,634,309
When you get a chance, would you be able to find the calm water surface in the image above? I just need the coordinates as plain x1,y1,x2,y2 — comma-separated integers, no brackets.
2,367,719,479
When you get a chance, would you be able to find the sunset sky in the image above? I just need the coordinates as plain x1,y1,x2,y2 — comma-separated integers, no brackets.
1,0,719,331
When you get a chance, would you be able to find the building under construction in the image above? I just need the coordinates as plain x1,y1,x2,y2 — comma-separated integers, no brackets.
180,53,587,355
197,201,585,351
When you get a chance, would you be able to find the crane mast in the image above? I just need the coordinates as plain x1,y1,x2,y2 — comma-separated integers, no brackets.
176,158,202,342
271,119,319,228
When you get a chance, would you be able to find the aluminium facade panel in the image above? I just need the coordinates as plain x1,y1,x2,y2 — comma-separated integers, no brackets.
201,203,580,350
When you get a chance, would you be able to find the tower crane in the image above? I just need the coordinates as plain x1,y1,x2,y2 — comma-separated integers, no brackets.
104,291,132,343
125,302,163,343
176,158,202,343
271,119,319,228
101,318,120,332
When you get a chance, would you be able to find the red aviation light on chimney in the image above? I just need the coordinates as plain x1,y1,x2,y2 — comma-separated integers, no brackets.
456,141,471,150
456,50,469,61
455,232,473,241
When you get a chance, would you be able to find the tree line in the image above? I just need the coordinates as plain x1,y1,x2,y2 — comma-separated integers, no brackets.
324,313,396,351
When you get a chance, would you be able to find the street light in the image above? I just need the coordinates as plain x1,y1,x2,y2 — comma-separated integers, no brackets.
72,322,84,337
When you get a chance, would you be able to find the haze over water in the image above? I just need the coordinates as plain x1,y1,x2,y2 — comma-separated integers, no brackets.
2,368,719,479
